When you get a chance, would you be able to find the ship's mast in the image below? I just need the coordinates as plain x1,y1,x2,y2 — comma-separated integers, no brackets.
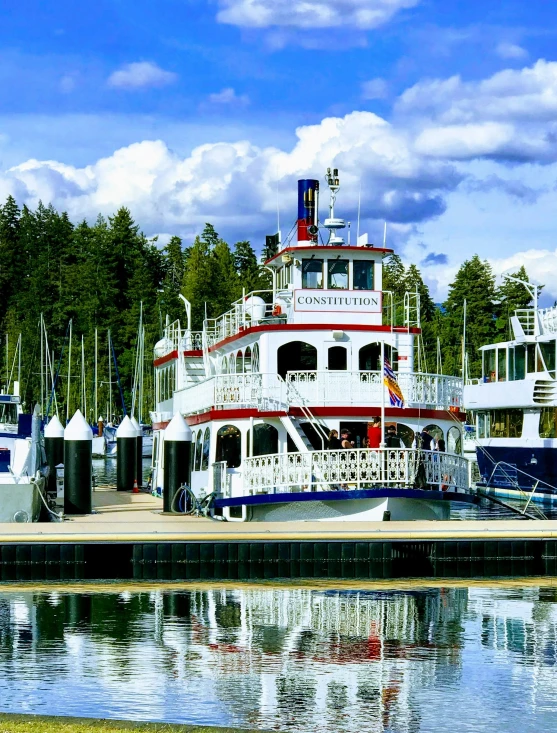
324,167,346,245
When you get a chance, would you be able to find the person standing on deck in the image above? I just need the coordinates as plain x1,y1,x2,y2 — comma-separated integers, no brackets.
367,417,382,449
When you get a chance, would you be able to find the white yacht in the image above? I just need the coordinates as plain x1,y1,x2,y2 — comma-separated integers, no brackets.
464,296,557,504
0,393,46,522
151,170,475,521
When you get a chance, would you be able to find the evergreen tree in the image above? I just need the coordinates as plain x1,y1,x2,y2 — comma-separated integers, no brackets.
441,255,497,378
213,239,239,314
234,240,271,294
382,253,406,324
181,235,214,330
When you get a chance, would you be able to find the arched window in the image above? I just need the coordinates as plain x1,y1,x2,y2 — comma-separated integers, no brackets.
194,430,203,471
201,427,211,470
252,343,260,373
216,425,242,468
328,346,347,370
221,356,229,375
244,347,252,374
189,431,196,472
447,426,461,454
236,350,244,374
359,343,398,371
424,424,444,449
392,423,414,448
247,423,279,457
277,341,317,379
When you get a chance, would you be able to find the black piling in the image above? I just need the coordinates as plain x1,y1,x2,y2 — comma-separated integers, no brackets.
44,415,64,496
131,416,143,488
116,416,137,492
63,410,93,515
163,413,192,513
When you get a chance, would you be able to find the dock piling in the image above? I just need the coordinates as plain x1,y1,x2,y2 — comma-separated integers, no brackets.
116,416,137,492
163,413,192,513
63,410,93,515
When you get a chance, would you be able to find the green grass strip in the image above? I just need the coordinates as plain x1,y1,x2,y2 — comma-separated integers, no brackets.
0,714,274,733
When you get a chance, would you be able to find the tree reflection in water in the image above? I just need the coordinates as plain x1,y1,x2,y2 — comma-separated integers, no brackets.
0,585,557,732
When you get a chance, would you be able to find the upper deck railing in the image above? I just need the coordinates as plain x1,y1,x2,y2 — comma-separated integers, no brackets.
171,371,463,415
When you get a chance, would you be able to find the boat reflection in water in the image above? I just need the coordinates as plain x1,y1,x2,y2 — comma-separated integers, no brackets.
1,585,557,732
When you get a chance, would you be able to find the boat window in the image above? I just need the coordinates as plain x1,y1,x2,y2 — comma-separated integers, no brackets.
353,260,374,291
484,349,496,383
540,342,556,375
477,413,489,439
252,343,260,372
244,347,252,374
393,423,414,448
359,343,398,371
424,424,444,446
216,425,242,468
302,259,323,289
236,350,243,374
508,348,515,381
489,409,523,438
327,259,349,289
526,343,536,373
194,430,203,471
447,426,462,455
277,341,317,379
247,423,279,457
328,346,347,370
540,407,557,438
498,348,507,381
514,346,526,380
0,403,17,425
201,427,210,471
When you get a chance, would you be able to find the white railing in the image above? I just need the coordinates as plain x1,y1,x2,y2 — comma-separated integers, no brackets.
172,370,462,415
204,290,292,347
243,448,469,494
173,373,287,414
155,320,204,358
286,371,462,410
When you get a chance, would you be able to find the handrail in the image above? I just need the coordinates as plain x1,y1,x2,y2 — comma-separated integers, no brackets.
243,447,469,494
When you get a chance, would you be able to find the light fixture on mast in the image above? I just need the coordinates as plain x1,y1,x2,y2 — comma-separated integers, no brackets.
324,167,346,245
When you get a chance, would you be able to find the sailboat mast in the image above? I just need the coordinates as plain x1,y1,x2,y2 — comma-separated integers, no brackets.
94,328,98,422
66,320,72,423
108,330,112,422
40,314,44,415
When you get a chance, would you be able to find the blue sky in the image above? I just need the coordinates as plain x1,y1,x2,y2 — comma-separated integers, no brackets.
2,0,557,301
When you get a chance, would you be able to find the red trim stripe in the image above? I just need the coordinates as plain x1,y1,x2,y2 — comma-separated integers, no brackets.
264,244,393,266
153,350,178,367
208,323,421,352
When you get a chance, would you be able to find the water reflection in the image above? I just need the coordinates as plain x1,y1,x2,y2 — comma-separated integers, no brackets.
1,584,557,731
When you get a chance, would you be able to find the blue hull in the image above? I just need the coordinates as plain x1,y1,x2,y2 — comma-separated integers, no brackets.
476,446,557,496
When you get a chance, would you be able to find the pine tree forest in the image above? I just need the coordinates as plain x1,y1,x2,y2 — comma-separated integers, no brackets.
0,197,541,421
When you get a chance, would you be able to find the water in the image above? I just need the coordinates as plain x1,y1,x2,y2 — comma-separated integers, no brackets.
1,582,557,732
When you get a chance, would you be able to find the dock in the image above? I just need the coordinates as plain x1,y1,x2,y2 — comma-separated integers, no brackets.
1,489,557,581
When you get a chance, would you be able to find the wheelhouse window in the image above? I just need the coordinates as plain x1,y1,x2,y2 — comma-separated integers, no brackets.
302,259,323,289
540,407,557,438
540,341,556,375
216,425,242,468
327,259,348,289
498,349,507,381
353,260,374,290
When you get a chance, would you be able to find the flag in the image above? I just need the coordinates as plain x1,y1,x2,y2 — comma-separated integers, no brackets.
384,358,405,407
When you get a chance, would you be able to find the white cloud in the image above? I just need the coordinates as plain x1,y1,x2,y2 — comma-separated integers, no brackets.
216,0,419,29
489,249,557,301
207,87,250,106
0,111,461,240
397,60,557,163
361,77,389,100
496,42,528,60
107,62,177,90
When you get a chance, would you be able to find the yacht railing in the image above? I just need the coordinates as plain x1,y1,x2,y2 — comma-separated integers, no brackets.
172,371,463,415
242,448,469,494
155,319,204,358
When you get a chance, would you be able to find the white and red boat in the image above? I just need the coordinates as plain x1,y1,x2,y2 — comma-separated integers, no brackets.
150,170,475,521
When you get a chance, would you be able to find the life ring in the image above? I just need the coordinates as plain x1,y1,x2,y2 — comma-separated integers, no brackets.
272,304,282,316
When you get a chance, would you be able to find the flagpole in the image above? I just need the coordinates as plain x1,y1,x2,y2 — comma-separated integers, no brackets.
380,340,386,448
